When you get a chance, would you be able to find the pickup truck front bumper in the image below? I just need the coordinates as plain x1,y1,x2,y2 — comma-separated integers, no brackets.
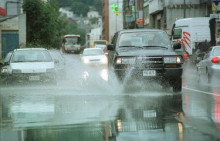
114,65,182,83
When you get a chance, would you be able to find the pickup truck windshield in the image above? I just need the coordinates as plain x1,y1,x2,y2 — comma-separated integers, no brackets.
118,31,171,48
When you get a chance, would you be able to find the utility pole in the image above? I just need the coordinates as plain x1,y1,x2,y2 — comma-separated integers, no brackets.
184,0,186,18
134,0,137,28
142,0,144,28
116,0,118,31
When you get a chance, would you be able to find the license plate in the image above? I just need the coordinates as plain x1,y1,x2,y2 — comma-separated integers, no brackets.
143,70,156,76
143,110,157,118
29,76,40,81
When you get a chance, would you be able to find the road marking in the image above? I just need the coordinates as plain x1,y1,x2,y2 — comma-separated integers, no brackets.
183,87,219,96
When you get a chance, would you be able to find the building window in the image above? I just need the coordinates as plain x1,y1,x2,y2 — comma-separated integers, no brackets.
157,19,161,29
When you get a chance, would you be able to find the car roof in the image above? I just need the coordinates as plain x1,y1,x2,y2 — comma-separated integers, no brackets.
93,40,107,42
212,46,220,49
84,48,102,51
117,29,166,34
64,35,80,37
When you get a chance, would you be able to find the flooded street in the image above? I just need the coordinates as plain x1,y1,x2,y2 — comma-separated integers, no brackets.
0,54,220,141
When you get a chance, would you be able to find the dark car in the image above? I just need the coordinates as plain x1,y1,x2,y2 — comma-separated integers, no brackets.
107,29,183,92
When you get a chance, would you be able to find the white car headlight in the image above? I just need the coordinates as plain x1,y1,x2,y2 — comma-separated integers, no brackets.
116,57,136,64
101,57,108,64
164,56,182,64
83,58,89,64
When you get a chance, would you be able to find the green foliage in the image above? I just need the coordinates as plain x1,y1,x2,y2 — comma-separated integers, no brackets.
89,17,99,24
71,2,89,17
60,19,86,45
57,0,102,16
23,0,61,48
23,0,87,48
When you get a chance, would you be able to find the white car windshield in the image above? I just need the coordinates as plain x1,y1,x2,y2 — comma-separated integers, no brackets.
11,50,53,62
83,49,103,56
118,31,171,48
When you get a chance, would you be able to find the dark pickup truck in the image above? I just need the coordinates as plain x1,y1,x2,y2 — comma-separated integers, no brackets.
107,29,183,92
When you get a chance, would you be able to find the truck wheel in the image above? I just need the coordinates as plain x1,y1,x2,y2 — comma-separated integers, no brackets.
172,78,182,92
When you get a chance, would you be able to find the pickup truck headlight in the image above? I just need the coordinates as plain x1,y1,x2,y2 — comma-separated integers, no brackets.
164,56,182,64
116,57,136,64
83,58,89,64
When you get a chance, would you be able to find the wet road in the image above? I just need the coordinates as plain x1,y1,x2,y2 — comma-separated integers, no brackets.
0,54,220,141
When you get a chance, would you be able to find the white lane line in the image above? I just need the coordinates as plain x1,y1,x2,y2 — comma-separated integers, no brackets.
183,87,219,96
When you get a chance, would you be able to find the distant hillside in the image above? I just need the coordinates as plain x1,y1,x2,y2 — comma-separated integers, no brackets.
58,0,102,16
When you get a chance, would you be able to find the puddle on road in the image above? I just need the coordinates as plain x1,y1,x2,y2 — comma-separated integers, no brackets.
1,55,220,141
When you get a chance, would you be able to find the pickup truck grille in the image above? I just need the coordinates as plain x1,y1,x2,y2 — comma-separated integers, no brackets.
136,57,163,68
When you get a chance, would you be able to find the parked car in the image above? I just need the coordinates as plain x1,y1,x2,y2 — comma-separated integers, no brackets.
1,48,56,84
81,48,108,67
107,29,183,92
197,46,220,82
0,51,12,69
48,49,66,79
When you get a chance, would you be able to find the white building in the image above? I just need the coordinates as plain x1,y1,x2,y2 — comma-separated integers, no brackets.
87,11,99,18
59,7,74,19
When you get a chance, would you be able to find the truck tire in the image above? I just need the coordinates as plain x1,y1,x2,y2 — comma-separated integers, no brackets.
172,78,182,92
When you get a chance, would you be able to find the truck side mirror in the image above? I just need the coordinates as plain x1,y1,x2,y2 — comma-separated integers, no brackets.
107,44,115,51
173,42,181,50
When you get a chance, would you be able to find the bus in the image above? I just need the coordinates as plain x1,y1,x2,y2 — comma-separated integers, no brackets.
62,35,81,54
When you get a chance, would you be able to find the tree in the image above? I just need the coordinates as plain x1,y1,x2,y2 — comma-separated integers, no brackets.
60,19,86,45
71,2,89,17
90,17,99,25
23,0,61,48
57,0,102,16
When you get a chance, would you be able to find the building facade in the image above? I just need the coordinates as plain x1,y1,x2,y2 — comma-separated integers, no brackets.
87,11,99,18
0,0,26,58
123,0,211,35
59,7,74,20
149,0,211,34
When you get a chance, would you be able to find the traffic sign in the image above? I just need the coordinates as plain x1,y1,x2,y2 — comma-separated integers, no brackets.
136,19,145,25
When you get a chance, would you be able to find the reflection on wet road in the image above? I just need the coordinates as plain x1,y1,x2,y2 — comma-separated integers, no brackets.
0,54,220,141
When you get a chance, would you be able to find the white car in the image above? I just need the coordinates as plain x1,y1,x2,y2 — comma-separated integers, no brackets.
81,48,108,66
197,46,220,82
1,48,56,84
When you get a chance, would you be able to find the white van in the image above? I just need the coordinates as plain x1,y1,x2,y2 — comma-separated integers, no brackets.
172,17,211,55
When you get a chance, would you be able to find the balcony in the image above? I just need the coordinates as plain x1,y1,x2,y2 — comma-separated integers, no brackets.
149,0,163,14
